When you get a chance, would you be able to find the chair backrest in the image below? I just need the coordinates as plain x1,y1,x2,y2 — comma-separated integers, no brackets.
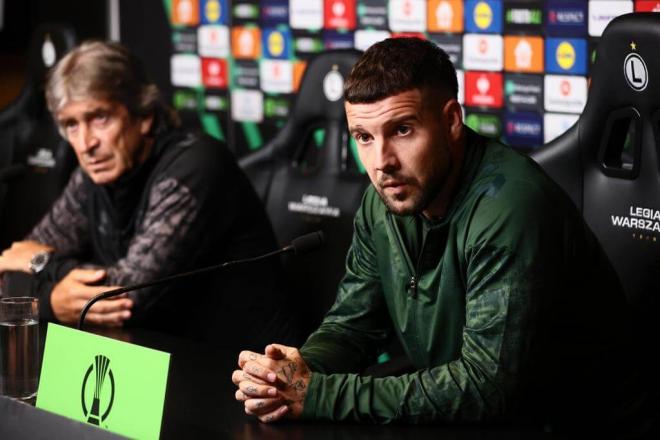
240,49,369,336
531,13,660,311
0,24,78,250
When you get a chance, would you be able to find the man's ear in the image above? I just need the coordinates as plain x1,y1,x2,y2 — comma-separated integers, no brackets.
140,114,155,135
442,99,463,144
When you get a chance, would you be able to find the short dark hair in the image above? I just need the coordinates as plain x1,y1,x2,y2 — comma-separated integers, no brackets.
46,40,180,136
344,37,458,104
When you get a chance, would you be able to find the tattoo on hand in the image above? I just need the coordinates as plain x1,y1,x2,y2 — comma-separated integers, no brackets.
292,379,306,393
246,386,257,394
280,362,297,385
249,353,257,361
256,401,265,409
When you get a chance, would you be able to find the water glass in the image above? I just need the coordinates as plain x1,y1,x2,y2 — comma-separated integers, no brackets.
0,297,40,403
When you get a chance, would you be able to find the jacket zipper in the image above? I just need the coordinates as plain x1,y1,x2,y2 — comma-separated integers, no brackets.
408,276,418,298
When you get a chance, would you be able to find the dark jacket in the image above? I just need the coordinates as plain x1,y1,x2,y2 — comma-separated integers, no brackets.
300,131,648,435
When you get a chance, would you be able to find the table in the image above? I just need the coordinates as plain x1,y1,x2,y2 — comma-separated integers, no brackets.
1,325,558,439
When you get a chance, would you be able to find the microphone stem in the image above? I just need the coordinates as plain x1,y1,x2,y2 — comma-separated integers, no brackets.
77,245,293,330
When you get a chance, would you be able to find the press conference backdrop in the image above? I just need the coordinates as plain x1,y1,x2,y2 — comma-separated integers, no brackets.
120,1,659,158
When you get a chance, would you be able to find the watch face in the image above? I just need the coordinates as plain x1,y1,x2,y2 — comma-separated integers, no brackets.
31,252,51,273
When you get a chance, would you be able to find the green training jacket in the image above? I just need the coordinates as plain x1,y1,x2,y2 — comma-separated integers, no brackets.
299,129,643,430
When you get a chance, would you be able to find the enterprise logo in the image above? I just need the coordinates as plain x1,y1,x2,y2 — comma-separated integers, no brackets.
466,0,502,33
545,38,587,75
201,0,228,24
546,0,587,36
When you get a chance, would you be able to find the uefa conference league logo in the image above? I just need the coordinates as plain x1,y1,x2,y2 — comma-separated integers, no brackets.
81,354,115,425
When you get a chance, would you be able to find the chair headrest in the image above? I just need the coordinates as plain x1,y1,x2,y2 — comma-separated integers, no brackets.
292,49,363,125
588,13,659,116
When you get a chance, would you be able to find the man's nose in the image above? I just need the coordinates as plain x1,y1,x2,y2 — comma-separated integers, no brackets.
374,139,398,174
76,124,99,153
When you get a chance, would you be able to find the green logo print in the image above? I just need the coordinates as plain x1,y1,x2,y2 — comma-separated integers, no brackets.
81,355,115,425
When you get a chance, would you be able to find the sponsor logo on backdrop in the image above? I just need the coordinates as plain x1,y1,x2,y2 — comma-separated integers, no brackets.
261,0,289,26
465,71,503,108
172,0,200,26
544,113,578,143
234,60,260,89
466,0,503,33
354,29,391,51
324,31,354,49
290,0,324,29
504,4,543,34
624,50,648,92
171,54,201,87
173,89,199,111
546,0,587,36
205,93,229,111
504,74,543,112
588,1,633,37
504,36,543,73
463,34,503,71
289,194,340,217
636,1,660,12
465,112,502,137
505,112,543,147
201,0,228,24
260,59,294,93
429,34,463,68
231,89,263,122
325,0,357,29
428,0,464,33
81,355,115,426
544,74,587,113
358,0,388,29
389,0,427,32
172,29,197,53
545,38,587,74
198,25,229,58
292,61,307,91
232,2,259,21
262,28,291,59
264,96,292,118
293,32,324,56
231,27,261,59
505,3,542,25
201,58,228,89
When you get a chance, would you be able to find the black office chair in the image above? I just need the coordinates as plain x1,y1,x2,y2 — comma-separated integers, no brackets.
531,12,660,316
239,49,369,337
0,24,78,250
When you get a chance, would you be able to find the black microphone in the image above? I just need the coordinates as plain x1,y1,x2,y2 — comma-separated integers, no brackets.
0,164,27,183
77,231,325,330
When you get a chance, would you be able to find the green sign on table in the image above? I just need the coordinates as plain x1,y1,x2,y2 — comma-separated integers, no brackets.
37,323,170,439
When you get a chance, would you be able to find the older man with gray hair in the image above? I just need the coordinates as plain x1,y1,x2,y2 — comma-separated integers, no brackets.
0,41,299,348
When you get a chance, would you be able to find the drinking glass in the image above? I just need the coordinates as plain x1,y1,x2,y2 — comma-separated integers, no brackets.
0,297,40,403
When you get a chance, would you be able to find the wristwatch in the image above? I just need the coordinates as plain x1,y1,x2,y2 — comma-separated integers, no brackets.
29,251,52,274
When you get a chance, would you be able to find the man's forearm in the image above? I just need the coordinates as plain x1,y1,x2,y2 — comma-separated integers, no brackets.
301,358,507,424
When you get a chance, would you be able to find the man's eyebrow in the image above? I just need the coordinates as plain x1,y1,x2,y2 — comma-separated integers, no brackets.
57,107,111,125
348,124,367,135
385,113,419,126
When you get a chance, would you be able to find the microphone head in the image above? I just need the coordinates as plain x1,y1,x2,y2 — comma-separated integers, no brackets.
291,231,325,255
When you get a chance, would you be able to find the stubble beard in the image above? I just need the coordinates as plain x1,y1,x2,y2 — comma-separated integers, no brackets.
376,178,440,216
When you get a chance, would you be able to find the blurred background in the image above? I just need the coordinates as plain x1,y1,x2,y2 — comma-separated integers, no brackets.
1,0,657,160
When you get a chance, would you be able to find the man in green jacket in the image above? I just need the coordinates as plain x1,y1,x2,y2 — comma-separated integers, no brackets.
231,38,649,434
